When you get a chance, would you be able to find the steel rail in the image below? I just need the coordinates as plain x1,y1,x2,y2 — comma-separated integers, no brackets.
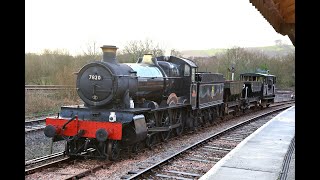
25,151,65,166
25,156,70,175
25,85,76,90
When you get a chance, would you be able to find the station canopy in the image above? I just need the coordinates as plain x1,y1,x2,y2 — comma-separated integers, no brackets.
249,0,295,46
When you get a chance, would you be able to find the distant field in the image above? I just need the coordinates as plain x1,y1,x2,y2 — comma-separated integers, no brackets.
181,45,294,58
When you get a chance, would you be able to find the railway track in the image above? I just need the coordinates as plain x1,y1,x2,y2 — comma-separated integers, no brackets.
122,105,291,179
25,148,113,179
25,113,57,133
25,148,98,176
25,102,294,179
25,112,56,120
25,85,76,91
25,152,69,175
26,151,65,166
25,117,47,133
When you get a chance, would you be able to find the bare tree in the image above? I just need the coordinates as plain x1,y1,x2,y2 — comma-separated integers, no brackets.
82,40,101,59
275,39,282,46
118,38,165,63
170,49,183,57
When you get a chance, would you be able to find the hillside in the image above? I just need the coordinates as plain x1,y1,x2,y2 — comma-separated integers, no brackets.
181,45,295,58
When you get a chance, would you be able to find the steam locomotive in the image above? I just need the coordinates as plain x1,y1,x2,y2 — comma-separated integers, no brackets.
44,45,276,160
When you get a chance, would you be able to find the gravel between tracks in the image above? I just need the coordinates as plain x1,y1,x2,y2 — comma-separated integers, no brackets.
25,130,65,161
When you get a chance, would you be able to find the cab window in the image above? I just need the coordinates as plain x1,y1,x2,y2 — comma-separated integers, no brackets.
191,68,196,82
184,65,190,76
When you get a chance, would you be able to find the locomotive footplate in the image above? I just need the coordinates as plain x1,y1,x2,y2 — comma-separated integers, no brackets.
45,116,123,140
45,106,149,144
59,105,150,122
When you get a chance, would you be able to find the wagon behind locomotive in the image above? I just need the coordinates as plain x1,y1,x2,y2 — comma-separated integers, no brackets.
223,80,244,115
240,72,276,108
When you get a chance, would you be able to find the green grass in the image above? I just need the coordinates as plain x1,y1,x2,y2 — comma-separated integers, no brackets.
25,91,82,118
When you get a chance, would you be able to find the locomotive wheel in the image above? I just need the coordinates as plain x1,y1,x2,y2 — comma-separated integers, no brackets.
208,110,214,124
233,106,238,116
132,143,140,153
107,140,120,161
160,111,171,142
175,111,184,136
167,93,178,106
252,102,256,110
211,109,218,124
145,134,156,149
65,139,83,156
65,141,70,155
160,130,171,142
193,117,199,131
203,110,212,125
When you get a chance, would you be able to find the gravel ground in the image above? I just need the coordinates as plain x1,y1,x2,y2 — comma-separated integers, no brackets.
25,130,65,161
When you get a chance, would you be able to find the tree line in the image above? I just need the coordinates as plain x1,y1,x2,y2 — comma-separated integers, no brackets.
25,40,294,89
192,47,295,89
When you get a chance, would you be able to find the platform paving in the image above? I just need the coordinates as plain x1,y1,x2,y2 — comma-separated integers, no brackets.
200,106,295,180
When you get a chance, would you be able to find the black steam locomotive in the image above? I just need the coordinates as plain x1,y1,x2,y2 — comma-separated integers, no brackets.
44,45,276,160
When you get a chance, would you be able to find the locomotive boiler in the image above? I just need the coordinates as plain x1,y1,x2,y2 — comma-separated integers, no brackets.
77,45,171,108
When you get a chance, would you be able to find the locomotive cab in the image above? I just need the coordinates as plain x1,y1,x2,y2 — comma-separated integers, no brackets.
157,56,198,106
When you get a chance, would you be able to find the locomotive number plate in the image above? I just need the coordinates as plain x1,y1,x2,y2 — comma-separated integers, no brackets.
89,75,102,80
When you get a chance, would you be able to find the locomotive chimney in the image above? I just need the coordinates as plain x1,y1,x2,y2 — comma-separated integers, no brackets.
101,45,118,64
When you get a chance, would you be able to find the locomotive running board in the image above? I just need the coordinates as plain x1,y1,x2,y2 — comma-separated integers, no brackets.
147,123,181,132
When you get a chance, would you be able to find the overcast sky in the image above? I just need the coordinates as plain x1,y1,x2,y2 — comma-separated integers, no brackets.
25,0,293,55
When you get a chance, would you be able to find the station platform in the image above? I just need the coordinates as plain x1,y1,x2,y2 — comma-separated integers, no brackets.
200,106,295,180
